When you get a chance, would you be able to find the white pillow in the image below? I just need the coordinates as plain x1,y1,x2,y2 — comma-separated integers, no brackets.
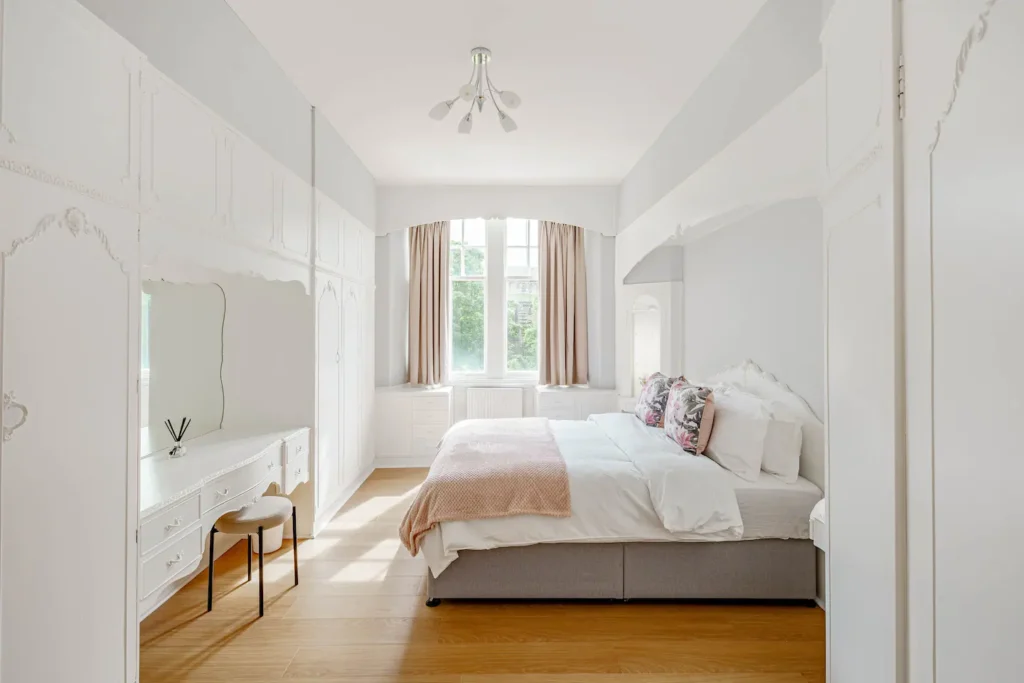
704,387,768,482
760,400,803,484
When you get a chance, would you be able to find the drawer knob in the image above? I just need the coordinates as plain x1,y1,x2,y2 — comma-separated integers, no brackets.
294,467,302,476
166,552,183,568
267,462,274,470
296,445,304,453
217,488,229,497
164,517,182,531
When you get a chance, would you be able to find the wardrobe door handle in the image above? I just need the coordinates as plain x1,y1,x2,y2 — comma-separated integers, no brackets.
217,488,229,497
164,517,182,531
2,392,28,442
165,552,183,568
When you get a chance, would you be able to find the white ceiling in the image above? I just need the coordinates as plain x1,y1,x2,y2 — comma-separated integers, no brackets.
226,0,765,185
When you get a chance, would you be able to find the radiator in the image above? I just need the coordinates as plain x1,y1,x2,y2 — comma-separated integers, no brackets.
465,387,524,419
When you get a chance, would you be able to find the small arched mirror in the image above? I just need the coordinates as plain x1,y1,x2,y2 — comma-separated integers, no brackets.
631,295,661,396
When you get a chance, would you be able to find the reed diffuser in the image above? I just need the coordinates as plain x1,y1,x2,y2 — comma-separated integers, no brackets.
165,417,191,458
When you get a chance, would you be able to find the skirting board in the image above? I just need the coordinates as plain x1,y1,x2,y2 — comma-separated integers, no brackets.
311,462,376,537
373,456,434,468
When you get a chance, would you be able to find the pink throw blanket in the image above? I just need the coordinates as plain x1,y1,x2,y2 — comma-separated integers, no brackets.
399,418,571,555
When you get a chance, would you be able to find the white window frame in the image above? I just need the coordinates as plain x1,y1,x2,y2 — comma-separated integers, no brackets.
448,218,540,385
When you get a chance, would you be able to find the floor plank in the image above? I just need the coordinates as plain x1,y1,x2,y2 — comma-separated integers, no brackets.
141,469,825,682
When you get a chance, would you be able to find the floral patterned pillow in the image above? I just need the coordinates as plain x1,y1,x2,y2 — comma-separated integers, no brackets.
664,380,716,455
634,372,682,427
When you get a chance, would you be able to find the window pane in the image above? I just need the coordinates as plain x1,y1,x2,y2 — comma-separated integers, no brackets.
529,246,539,268
463,246,485,276
507,218,528,246
450,245,461,276
529,220,539,245
506,279,539,372
452,280,486,372
464,218,486,246
506,246,528,277
450,219,463,243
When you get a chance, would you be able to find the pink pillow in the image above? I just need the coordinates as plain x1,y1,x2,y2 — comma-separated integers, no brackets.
634,372,684,427
663,381,716,454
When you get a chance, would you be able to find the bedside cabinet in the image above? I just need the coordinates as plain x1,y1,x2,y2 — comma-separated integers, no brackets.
375,385,453,466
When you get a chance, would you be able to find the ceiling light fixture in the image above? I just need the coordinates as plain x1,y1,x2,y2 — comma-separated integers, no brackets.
428,47,520,134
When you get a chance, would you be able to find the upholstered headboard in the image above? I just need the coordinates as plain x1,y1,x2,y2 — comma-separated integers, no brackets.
706,359,825,492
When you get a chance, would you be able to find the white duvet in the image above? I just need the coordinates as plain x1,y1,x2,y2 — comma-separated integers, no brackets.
420,413,745,577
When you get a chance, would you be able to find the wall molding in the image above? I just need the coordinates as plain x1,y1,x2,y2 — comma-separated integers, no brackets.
0,159,134,210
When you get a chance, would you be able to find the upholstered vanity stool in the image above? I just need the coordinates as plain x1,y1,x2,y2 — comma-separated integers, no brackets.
207,496,299,617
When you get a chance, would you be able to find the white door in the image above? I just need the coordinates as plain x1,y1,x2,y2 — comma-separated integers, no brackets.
316,276,342,512
0,175,138,682
903,2,1024,681
820,1,904,681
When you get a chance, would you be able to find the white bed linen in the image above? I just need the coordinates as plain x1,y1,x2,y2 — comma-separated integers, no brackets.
420,415,821,577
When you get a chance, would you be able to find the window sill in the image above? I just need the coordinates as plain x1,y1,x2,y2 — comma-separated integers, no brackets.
448,375,540,388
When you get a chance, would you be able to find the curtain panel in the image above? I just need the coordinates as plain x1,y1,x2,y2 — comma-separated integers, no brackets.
539,221,589,385
408,221,450,386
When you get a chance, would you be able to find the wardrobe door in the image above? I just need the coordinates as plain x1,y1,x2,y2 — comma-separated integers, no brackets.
342,284,360,486
315,275,342,512
0,176,138,683
821,0,903,681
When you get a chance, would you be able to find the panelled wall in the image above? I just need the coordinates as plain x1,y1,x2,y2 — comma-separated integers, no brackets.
0,0,375,680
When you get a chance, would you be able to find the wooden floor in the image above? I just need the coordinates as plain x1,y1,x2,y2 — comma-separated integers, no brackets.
141,468,825,682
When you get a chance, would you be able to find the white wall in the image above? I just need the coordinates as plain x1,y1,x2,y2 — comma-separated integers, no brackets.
682,198,823,416
623,245,685,284
314,109,377,229
617,0,822,230
376,185,618,236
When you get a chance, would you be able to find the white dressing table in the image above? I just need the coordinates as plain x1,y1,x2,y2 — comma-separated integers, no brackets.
139,427,310,618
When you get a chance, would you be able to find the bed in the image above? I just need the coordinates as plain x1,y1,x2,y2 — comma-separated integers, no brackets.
412,361,825,604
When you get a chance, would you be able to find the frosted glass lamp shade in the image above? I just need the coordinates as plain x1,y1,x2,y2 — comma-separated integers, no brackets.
458,111,473,134
428,100,455,121
498,111,517,133
459,83,476,102
499,90,522,109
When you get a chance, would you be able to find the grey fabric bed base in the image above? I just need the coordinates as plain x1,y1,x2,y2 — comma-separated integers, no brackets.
427,539,816,602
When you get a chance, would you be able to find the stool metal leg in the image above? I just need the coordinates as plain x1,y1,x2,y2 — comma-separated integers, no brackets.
207,527,217,612
292,506,299,586
247,534,252,582
257,526,264,617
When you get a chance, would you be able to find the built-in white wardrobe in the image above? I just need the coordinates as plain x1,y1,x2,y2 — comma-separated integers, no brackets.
0,1,375,681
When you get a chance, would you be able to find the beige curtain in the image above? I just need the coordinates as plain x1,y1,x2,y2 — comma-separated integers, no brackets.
539,221,589,385
408,221,449,386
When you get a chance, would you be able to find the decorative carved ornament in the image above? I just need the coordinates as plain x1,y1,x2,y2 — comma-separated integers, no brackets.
2,391,28,442
3,207,128,273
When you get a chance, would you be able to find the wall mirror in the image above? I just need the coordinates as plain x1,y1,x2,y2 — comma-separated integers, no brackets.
140,281,226,456
632,296,662,396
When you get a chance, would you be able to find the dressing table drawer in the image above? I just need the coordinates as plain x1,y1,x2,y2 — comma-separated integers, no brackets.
283,430,309,467
284,458,308,493
140,494,200,555
201,452,272,513
142,526,202,598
